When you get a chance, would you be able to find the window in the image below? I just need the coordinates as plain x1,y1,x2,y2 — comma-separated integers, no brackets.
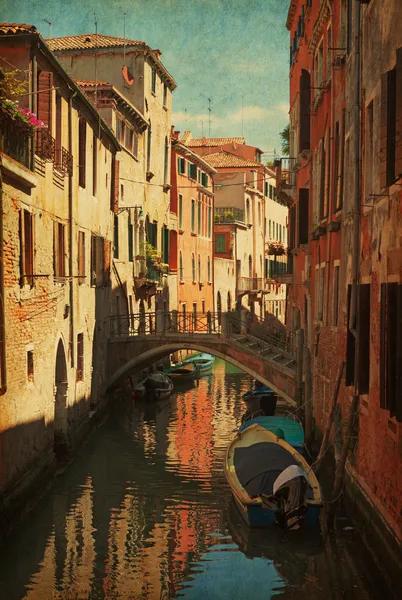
269,220,271,238
55,92,62,155
208,206,212,238
151,67,157,93
78,116,86,188
54,221,66,279
279,223,282,242
192,255,196,282
20,209,34,286
358,284,371,395
380,68,397,188
164,137,169,184
27,350,34,382
315,264,325,320
336,111,345,210
365,102,374,198
333,264,340,326
179,253,184,281
93,132,97,196
179,194,183,228
276,223,279,240
163,84,168,106
114,214,119,259
133,133,138,158
249,255,253,278
299,70,311,151
125,126,134,152
197,201,201,234
269,184,273,199
78,231,85,282
202,300,206,314
264,181,268,197
178,157,186,174
298,189,309,245
215,234,226,254
116,117,122,142
188,162,197,180
347,0,353,55
162,225,169,264
201,172,209,188
191,199,195,232
147,122,152,172
91,236,109,287
198,255,201,282
246,199,250,223
110,157,119,213
207,257,211,282
77,333,84,382
128,221,133,262
380,283,402,421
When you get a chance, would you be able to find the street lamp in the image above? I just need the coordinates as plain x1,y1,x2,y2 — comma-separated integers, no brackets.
117,205,143,217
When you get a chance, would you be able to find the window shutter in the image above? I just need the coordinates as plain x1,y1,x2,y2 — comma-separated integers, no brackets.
319,140,326,219
336,111,345,209
387,283,398,417
111,158,120,213
78,117,86,188
380,72,389,189
37,71,53,128
53,221,59,277
299,70,311,151
395,285,402,422
19,210,25,285
395,47,402,179
104,239,111,285
91,236,96,286
346,285,356,386
358,284,370,395
298,189,309,245
380,283,387,408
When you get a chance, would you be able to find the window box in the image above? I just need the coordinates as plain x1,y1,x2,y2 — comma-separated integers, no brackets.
163,183,171,192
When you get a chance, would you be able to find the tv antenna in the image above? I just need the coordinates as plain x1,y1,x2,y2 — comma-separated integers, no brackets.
94,13,98,106
119,7,126,65
208,97,212,137
42,18,52,38
241,95,244,136
200,120,204,137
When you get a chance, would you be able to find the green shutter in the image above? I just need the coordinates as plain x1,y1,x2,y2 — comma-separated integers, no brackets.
215,234,226,253
113,215,119,259
191,200,195,231
128,222,133,261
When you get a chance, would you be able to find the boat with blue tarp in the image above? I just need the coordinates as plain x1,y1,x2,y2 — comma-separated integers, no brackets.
240,416,304,452
182,352,215,373
225,424,322,529
242,381,278,415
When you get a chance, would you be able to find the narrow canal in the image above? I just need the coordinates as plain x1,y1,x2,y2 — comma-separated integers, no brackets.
0,360,391,599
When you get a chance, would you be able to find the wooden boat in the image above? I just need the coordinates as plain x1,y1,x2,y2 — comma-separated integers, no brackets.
133,372,174,401
225,424,322,529
182,352,215,373
242,385,278,416
240,416,304,452
164,361,200,381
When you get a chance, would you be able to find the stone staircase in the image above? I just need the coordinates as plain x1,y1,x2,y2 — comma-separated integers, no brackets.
230,333,297,371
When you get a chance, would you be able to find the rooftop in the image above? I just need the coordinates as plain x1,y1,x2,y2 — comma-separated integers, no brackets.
0,23,38,34
46,33,148,52
182,130,246,148
202,150,262,169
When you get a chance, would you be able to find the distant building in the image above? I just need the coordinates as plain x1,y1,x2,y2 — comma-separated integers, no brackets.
170,132,216,328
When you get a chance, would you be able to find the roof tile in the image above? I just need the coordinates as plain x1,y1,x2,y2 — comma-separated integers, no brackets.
185,136,245,148
46,33,147,52
0,23,38,35
203,150,262,168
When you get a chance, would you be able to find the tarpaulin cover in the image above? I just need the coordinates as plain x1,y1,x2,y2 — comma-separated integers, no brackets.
234,442,302,498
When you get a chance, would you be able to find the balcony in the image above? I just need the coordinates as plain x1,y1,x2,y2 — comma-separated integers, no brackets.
35,127,55,162
269,255,293,285
274,158,297,205
237,277,267,294
54,146,73,176
214,207,245,224
0,105,32,168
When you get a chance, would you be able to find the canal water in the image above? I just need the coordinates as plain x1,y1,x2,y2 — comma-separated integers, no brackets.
0,360,391,599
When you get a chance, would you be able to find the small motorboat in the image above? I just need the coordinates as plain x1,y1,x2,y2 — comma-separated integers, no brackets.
182,353,215,374
240,416,304,452
133,372,174,401
225,424,322,529
242,383,278,416
164,361,200,381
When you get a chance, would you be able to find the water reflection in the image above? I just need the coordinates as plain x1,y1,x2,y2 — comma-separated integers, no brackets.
0,360,390,599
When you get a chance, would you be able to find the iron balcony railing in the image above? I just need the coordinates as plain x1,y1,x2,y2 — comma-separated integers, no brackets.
275,157,297,189
0,105,32,168
36,127,55,162
214,207,245,223
54,146,73,176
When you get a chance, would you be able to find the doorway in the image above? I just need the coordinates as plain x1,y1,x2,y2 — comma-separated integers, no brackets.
54,339,68,458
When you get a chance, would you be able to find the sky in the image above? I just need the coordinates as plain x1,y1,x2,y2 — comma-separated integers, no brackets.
1,0,290,157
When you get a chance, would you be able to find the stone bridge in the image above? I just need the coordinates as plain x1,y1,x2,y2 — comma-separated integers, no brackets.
107,311,300,405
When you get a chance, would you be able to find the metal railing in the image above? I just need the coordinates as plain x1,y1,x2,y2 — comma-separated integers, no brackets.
0,106,32,168
237,277,266,293
36,128,55,162
109,311,223,337
275,157,297,189
54,146,73,175
214,207,245,223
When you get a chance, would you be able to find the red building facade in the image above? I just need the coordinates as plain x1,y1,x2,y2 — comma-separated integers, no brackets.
280,0,402,580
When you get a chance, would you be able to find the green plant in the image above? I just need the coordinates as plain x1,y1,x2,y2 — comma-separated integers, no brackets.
223,211,235,223
214,214,221,224
279,124,290,156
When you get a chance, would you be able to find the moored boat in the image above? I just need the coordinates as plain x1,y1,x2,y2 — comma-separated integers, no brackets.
133,372,174,401
182,352,215,373
240,416,304,452
242,384,278,416
225,424,322,529
164,361,200,381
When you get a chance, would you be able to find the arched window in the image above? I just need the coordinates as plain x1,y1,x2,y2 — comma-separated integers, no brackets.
207,256,211,282
179,252,183,281
248,255,253,278
227,291,231,311
198,255,201,282
164,136,169,184
192,254,195,282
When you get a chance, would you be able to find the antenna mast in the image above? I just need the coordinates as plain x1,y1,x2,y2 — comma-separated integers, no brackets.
208,98,212,137
94,13,98,107
42,18,52,38
241,95,244,137
119,7,126,65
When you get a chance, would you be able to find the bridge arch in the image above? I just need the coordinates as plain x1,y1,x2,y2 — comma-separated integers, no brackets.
106,341,295,405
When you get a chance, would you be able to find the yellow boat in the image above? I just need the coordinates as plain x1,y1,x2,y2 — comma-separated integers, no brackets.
225,424,323,528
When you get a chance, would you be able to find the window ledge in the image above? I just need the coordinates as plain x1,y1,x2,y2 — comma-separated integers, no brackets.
122,146,139,162
179,281,185,285
1,154,37,188
163,183,171,192
179,229,184,234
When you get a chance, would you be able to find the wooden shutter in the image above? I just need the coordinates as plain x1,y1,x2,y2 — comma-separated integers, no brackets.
53,221,59,277
319,140,326,219
336,111,345,209
298,189,309,245
104,239,111,285
380,72,389,189
111,157,120,213
395,286,402,422
395,48,402,179
19,211,25,285
387,283,398,417
358,284,371,395
78,117,86,188
380,283,387,408
91,235,96,286
299,70,311,151
37,71,53,128
345,285,356,386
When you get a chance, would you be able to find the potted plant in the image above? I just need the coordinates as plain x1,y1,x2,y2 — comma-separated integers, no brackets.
267,241,286,256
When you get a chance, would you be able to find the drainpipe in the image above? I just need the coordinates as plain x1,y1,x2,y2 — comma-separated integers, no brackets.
349,2,362,399
68,91,77,368
0,166,6,395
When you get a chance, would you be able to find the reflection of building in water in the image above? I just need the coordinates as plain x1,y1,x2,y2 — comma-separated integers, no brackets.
25,477,95,599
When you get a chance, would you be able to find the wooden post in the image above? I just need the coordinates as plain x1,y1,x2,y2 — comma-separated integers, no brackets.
314,361,345,475
327,393,359,527
303,345,313,450
296,328,304,408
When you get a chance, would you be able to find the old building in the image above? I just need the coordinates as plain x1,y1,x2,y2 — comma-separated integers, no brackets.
281,0,402,581
47,33,178,318
0,24,120,527
170,132,216,328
